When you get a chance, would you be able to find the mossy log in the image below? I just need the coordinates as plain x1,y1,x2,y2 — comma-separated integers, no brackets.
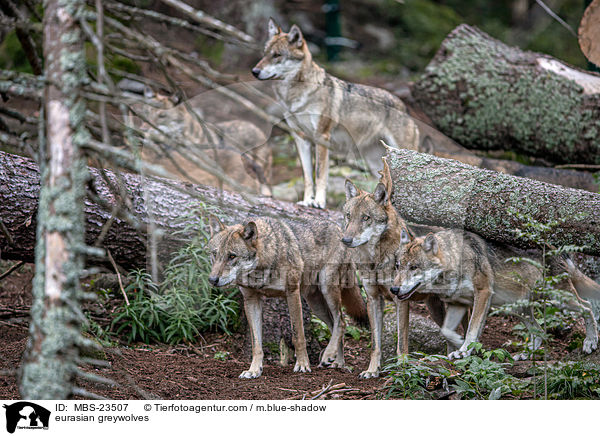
419,124,599,192
386,147,600,256
412,24,600,165
0,150,343,271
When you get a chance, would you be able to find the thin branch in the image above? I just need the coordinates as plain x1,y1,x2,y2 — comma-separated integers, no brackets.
0,261,24,281
158,0,256,45
106,249,129,306
534,0,577,38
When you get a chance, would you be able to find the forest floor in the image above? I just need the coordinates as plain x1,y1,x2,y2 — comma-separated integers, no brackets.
0,264,589,400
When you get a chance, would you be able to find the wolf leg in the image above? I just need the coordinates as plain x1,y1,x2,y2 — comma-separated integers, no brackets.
449,288,492,359
441,304,467,353
287,285,311,373
564,278,599,354
314,144,329,209
318,275,346,368
360,285,384,378
396,300,409,356
292,133,316,207
239,288,264,378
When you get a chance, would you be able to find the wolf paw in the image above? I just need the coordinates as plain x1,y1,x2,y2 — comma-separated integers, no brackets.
512,352,529,361
239,369,262,379
448,349,472,360
294,362,311,373
583,337,598,354
359,370,380,379
296,199,324,209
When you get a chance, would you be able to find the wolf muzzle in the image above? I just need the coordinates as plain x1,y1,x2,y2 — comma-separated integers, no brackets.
208,276,219,286
341,237,353,247
390,282,420,301
251,68,261,79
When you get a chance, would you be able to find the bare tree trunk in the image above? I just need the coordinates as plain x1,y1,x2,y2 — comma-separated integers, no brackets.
19,0,88,400
412,24,600,165
386,147,600,256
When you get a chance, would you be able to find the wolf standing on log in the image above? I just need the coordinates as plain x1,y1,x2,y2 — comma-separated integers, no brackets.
252,19,420,208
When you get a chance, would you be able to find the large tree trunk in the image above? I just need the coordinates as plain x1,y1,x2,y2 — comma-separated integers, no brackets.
386,147,600,256
19,0,88,400
412,24,600,165
0,150,343,271
418,123,599,192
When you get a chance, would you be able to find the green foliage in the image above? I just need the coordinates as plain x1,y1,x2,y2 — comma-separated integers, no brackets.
383,345,526,400
530,361,600,399
382,353,453,399
110,205,239,344
310,316,331,343
213,351,230,361
0,31,34,73
451,345,523,400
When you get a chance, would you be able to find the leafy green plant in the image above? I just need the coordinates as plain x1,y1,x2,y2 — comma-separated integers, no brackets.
530,361,600,399
382,345,527,400
110,204,239,344
382,353,453,399
213,351,230,361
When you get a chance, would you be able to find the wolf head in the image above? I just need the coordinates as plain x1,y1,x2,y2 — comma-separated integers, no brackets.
341,159,394,248
390,232,444,300
252,18,310,81
207,219,259,287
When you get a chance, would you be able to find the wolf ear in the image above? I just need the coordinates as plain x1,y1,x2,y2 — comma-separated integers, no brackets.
423,233,438,255
287,24,304,48
345,179,359,200
373,182,389,205
207,215,225,239
242,221,258,246
400,228,412,245
379,158,393,199
268,17,281,38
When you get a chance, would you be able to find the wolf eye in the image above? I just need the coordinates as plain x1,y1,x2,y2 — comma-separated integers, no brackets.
345,213,350,220
409,264,418,271
272,53,281,59
362,215,370,222
228,253,237,260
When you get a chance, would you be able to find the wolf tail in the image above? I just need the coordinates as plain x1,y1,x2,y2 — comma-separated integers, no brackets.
342,284,369,327
563,257,600,301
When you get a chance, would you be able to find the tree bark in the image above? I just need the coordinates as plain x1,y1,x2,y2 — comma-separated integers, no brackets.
0,150,344,271
412,24,600,165
20,0,88,400
418,123,599,192
386,147,600,256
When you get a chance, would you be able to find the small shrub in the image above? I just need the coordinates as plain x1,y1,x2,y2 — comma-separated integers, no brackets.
110,205,239,344
530,361,600,399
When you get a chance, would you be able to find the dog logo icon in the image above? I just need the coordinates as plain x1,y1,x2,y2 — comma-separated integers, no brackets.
3,402,50,433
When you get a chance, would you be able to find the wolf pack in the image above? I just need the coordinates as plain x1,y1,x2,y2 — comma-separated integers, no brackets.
145,20,600,379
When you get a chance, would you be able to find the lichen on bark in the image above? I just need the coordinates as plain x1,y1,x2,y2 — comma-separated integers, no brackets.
412,24,600,164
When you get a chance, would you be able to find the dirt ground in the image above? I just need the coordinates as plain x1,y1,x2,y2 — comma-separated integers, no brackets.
0,264,583,400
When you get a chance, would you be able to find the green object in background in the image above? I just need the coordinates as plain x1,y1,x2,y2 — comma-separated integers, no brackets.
324,0,341,61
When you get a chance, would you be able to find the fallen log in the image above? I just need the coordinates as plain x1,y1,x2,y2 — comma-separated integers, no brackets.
0,150,342,270
412,24,600,165
386,147,600,256
417,123,599,192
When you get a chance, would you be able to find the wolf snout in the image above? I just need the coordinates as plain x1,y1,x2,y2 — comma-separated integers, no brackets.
390,286,400,296
341,236,353,247
251,68,261,78
208,276,219,286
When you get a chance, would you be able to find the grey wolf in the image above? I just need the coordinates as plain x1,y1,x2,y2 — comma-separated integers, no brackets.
207,216,367,378
252,18,419,208
134,90,272,196
391,228,600,358
342,159,445,378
